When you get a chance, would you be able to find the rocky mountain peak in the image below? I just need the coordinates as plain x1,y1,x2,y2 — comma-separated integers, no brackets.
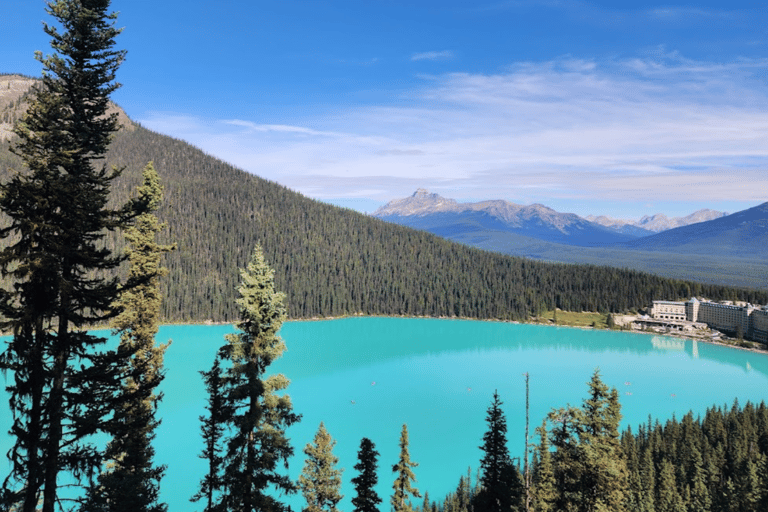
412,188,433,198
373,189,458,217
0,74,135,140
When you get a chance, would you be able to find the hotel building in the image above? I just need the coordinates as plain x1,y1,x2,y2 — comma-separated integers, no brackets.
650,298,768,343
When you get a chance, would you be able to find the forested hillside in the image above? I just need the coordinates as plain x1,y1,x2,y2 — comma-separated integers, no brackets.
1,102,766,322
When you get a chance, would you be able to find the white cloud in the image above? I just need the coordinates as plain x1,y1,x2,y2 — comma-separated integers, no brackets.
411,50,454,61
138,54,768,210
223,120,343,138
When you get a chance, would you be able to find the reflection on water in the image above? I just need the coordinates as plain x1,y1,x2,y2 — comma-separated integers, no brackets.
651,336,686,351
2,318,768,512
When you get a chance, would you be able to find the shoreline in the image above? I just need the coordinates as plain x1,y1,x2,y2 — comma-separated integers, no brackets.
283,312,768,355
5,313,765,356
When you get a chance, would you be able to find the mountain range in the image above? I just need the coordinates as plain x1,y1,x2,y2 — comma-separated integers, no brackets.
374,189,768,289
587,209,728,234
374,188,731,244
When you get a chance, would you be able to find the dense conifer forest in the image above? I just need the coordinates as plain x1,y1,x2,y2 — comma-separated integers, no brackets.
421,389,768,512
2,123,766,324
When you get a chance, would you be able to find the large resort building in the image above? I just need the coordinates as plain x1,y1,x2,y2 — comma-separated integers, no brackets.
649,298,768,343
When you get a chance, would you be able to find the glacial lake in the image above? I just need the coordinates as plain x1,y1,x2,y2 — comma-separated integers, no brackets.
3,317,768,511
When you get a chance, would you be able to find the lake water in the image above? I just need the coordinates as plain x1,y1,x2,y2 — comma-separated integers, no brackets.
3,317,768,511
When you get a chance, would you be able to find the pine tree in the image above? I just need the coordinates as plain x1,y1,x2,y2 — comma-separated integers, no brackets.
191,356,231,512
475,390,522,512
686,444,710,512
454,475,470,512
579,369,628,512
533,419,556,512
637,446,656,512
0,2,137,511
217,246,301,512
421,492,430,512
352,438,382,512
392,424,421,512
299,422,344,512
81,162,173,512
548,406,583,512
656,460,685,512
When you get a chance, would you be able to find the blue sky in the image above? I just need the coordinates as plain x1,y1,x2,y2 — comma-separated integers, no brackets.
3,0,768,218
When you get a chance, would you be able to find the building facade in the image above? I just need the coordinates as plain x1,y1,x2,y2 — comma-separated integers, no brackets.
650,298,768,343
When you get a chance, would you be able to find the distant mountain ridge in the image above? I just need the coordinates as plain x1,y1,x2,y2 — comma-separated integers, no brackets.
619,201,768,257
374,189,641,247
587,209,728,233
380,188,727,235
373,189,768,289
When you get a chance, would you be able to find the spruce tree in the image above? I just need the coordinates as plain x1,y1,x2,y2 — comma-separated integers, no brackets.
656,460,684,512
392,424,421,512
299,422,344,512
579,369,628,512
217,245,301,512
533,419,556,512
351,437,382,512
81,162,173,512
191,356,231,512
475,390,522,512
547,405,583,512
0,2,137,511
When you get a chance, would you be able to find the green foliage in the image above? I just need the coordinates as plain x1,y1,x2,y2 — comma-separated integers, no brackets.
392,424,421,512
538,370,627,512
351,438,382,512
299,422,344,512
81,162,172,512
475,390,523,512
579,370,627,512
0,2,137,511
532,420,556,512
215,246,301,512
191,356,231,512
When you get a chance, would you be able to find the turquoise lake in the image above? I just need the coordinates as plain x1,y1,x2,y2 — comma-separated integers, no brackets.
3,317,768,511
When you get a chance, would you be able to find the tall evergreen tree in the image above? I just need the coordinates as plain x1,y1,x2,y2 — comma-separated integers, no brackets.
547,405,583,512
191,356,230,512
0,2,138,511
299,422,344,512
533,419,556,512
578,369,628,512
545,370,627,512
351,438,382,512
475,390,522,512
81,162,173,512
392,424,421,512
217,245,301,512
656,460,685,512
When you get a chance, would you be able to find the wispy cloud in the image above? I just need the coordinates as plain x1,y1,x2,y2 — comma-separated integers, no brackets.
411,50,454,61
139,54,768,213
223,120,342,138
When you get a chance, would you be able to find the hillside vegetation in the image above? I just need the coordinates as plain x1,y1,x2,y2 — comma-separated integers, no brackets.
1,82,766,322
